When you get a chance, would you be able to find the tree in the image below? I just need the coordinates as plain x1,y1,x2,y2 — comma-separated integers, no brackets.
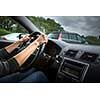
28,16,64,34
0,16,28,33
86,35,100,45
0,16,64,35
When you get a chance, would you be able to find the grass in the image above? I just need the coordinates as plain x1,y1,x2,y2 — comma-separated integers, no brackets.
86,38,100,45
0,29,11,36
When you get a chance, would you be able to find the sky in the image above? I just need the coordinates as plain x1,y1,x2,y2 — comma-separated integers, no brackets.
44,16,100,36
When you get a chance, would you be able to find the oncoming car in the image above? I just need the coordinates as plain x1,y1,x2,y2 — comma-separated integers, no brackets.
0,16,100,83
48,31,88,44
1,33,29,41
1,33,22,41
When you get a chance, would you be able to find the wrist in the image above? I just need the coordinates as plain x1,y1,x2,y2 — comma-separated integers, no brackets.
34,40,40,46
17,40,23,44
36,39,42,45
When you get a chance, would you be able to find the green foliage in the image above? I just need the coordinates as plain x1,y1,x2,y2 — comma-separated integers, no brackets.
0,16,28,34
0,29,11,36
86,36,100,45
0,16,64,35
28,16,64,34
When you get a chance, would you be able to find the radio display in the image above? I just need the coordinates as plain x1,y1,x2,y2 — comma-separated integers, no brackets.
59,58,89,81
62,66,80,78
61,59,84,79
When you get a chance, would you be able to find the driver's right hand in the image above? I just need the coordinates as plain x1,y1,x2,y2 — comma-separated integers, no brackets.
36,34,48,45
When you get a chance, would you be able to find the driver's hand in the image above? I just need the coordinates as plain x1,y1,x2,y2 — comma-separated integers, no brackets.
36,34,48,45
19,35,31,43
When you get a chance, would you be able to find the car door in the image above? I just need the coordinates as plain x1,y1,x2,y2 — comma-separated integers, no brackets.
0,40,13,49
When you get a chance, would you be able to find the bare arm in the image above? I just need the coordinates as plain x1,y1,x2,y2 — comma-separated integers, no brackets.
4,36,30,54
0,34,47,76
14,34,48,67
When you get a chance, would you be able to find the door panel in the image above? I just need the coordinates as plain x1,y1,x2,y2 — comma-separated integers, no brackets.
0,40,13,49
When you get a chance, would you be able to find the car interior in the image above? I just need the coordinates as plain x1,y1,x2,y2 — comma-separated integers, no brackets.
0,16,100,83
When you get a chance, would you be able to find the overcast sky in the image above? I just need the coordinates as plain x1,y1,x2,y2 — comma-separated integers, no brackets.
44,16,100,36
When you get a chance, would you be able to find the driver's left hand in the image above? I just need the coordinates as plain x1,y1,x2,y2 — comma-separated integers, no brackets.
19,35,31,43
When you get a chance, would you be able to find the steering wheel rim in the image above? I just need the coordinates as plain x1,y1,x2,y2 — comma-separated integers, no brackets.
29,43,45,66
19,32,46,69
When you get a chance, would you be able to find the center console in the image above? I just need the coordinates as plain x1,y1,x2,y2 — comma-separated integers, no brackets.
57,57,89,82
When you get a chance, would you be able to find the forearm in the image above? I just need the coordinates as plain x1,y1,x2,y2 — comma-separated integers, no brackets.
4,40,22,54
14,40,39,66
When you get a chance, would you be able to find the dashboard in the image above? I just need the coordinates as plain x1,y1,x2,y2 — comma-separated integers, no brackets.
44,40,61,57
42,39,100,82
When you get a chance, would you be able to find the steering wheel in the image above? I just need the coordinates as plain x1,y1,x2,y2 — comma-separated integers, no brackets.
19,32,46,70
29,32,46,65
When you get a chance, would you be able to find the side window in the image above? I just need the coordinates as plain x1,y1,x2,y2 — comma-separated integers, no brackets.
62,33,69,39
77,35,82,41
69,34,77,40
48,33,58,39
0,16,28,41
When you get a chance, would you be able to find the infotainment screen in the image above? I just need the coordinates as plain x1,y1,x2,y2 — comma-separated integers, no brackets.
62,66,80,78
60,58,89,81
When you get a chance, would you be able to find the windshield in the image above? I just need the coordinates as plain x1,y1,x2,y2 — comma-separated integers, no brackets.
0,16,100,45
44,16,100,45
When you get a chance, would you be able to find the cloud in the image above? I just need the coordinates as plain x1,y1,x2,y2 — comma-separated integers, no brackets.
44,16,100,36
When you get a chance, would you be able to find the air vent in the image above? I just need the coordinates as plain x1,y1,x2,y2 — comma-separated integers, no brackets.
80,52,98,63
65,49,78,58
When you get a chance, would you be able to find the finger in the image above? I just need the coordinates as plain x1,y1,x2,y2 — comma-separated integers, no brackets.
41,32,45,35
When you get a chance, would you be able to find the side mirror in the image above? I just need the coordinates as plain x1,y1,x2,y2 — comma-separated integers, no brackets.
18,34,23,39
